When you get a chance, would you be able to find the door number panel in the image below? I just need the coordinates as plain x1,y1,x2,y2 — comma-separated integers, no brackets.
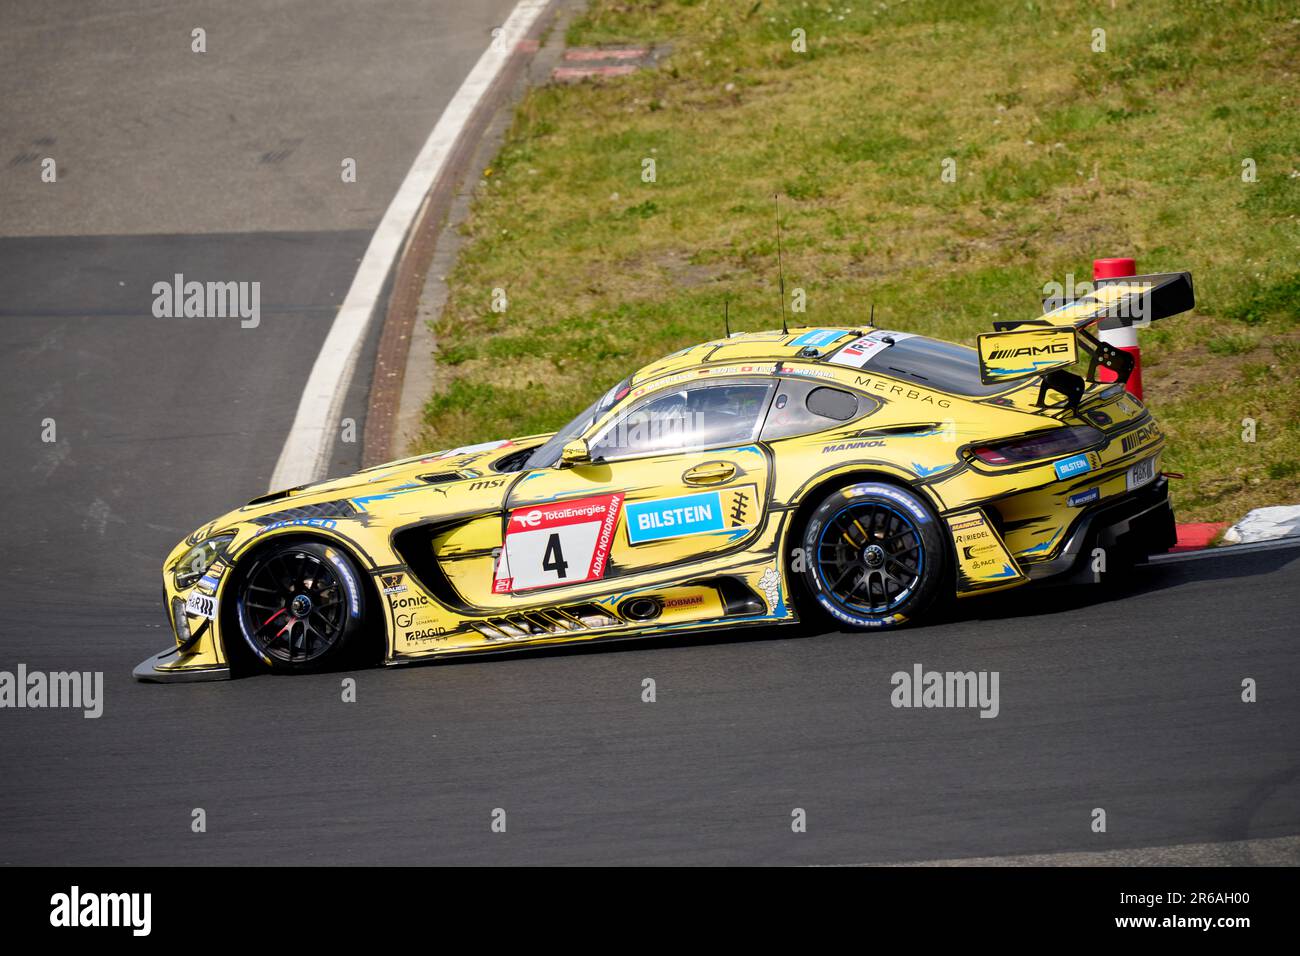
493,493,624,593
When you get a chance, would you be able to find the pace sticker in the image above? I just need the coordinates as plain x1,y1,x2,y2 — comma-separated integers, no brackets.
624,485,758,545
493,493,624,593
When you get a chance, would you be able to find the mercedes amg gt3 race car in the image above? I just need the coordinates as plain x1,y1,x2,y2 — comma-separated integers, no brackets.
135,271,1194,681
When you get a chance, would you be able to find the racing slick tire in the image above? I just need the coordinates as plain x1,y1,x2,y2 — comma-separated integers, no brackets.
233,539,369,673
798,481,947,630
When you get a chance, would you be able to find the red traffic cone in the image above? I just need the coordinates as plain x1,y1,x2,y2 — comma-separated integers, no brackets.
1092,257,1144,399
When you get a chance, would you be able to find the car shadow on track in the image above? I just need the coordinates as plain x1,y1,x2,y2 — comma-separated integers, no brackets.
230,540,1300,676
948,538,1300,626
417,541,1300,668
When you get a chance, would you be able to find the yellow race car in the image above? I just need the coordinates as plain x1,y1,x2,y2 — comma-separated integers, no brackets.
135,272,1193,681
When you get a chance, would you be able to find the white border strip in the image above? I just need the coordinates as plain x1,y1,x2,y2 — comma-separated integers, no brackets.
269,0,550,491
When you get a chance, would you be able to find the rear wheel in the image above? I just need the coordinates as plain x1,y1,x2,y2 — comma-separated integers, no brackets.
235,540,368,671
798,481,947,630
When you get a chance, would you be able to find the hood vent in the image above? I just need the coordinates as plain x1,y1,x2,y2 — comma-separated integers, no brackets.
250,499,358,525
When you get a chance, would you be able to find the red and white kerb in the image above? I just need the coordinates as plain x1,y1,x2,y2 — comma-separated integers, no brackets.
1093,257,1144,399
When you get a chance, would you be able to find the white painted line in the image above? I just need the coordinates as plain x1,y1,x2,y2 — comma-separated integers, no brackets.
269,0,550,492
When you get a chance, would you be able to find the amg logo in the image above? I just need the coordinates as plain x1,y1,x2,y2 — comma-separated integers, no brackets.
988,343,1070,360
1122,422,1162,453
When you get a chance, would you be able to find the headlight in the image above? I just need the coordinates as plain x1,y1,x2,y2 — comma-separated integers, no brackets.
171,596,193,646
172,534,234,590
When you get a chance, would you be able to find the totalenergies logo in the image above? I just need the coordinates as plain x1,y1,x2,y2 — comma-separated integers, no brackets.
513,510,543,528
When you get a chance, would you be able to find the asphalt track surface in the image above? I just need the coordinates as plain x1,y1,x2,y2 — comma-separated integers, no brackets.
2,3,1298,866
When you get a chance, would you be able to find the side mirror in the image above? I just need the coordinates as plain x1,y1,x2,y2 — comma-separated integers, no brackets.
555,439,592,469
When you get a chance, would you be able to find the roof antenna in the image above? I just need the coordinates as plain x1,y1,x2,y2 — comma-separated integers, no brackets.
724,296,731,338
774,193,788,335
870,303,875,326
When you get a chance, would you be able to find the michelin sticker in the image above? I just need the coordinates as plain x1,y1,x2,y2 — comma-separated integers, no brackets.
758,566,785,616
1067,487,1100,507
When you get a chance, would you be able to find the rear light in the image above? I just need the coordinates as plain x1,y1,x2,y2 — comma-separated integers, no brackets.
971,425,1102,465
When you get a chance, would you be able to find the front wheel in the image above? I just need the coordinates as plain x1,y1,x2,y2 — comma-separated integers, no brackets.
235,540,369,671
798,481,947,630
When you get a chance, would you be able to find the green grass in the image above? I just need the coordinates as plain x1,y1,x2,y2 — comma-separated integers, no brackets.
414,0,1299,522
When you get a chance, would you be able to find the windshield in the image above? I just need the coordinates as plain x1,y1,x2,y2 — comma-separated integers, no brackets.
523,376,633,470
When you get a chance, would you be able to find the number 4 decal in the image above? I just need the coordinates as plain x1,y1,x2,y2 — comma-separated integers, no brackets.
541,534,569,578
493,493,624,593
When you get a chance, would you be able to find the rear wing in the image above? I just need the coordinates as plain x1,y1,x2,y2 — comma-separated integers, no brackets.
977,271,1194,391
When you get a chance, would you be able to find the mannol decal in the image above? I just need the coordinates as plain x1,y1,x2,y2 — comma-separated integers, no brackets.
253,516,338,537
822,439,886,454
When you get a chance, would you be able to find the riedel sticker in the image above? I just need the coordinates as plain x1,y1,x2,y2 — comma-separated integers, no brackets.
493,493,624,593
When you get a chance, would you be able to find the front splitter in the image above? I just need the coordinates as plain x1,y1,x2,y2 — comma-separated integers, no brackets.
133,646,231,683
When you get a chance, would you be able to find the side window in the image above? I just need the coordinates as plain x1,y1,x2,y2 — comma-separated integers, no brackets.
590,381,774,461
760,382,876,441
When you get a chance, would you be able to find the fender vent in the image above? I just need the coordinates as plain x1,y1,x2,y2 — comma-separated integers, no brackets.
416,472,464,484
471,603,620,642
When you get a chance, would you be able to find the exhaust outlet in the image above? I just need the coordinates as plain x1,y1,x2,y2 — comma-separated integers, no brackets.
619,597,662,622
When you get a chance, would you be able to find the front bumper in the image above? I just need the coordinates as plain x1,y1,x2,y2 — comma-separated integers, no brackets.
1025,477,1176,581
133,645,231,683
